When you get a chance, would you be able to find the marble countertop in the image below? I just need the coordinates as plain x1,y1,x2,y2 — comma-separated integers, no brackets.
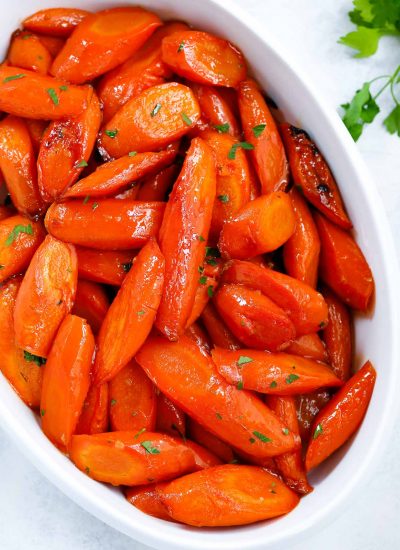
1,0,399,548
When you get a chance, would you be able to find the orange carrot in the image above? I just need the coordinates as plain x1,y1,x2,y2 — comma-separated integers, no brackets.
23,8,89,37
71,279,109,334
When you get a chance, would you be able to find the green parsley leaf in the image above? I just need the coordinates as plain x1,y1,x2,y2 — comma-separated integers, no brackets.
249,437,256,444
237,380,244,390
128,151,137,157
5,224,33,246
252,123,266,137
207,285,214,298
83,195,90,204
197,234,205,242
177,41,185,52
253,431,272,443
216,412,223,420
285,373,300,384
121,261,132,273
237,356,253,366
141,441,160,454
198,265,204,273
270,380,278,389
134,427,146,438
218,194,229,203
213,123,230,133
105,129,118,138
47,87,59,105
23,351,46,366
137,310,145,316
40,409,46,417
92,202,99,211
384,104,400,135
341,82,380,141
313,423,324,439
282,427,290,435
205,246,220,258
199,276,207,285
76,159,88,168
338,27,381,58
22,34,33,40
150,103,162,117
110,399,117,406
59,85,68,91
228,141,254,159
206,258,217,266
3,73,26,83
181,112,192,126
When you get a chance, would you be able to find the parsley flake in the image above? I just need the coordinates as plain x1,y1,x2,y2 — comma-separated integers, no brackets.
177,41,185,52
207,285,214,298
47,87,59,105
76,159,88,168
83,195,90,204
237,380,244,390
237,355,253,366
181,112,192,126
92,202,99,211
59,85,68,91
150,103,162,117
141,441,160,454
282,427,290,435
253,431,272,443
199,276,207,285
128,151,137,157
197,234,205,242
228,141,254,159
110,399,117,406
270,380,278,389
24,351,46,366
218,194,229,203
285,373,300,384
105,129,118,138
205,247,220,258
40,409,46,417
134,427,146,438
213,122,230,133
216,412,223,420
5,224,33,246
252,123,266,137
137,310,145,316
313,423,324,439
3,73,26,83
121,261,132,273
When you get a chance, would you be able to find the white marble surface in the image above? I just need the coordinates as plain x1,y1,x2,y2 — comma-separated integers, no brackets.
1,0,400,548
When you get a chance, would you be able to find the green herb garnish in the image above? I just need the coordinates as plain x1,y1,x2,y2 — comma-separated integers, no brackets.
47,87,59,105
105,129,118,138
128,151,137,157
213,123,230,133
83,195,90,204
228,141,254,159
199,276,207,285
141,441,160,454
5,224,33,246
23,351,46,367
313,423,324,439
285,373,300,384
150,103,162,117
110,399,117,406
253,431,272,443
237,356,253,366
270,380,278,389
76,159,88,168
252,123,266,137
218,194,229,203
181,112,192,126
3,73,26,83
207,285,214,298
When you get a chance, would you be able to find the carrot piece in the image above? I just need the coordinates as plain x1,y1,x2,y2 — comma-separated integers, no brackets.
218,192,296,260
201,129,251,241
314,212,374,310
63,145,177,199
0,115,44,216
75,247,135,286
156,393,186,439
0,215,45,283
25,119,48,153
221,260,329,335
155,138,216,340
0,276,42,408
201,302,241,350
238,80,288,194
109,360,156,432
190,83,240,137
185,322,211,356
285,333,328,362
281,124,352,229
159,464,299,526
23,8,89,37
321,287,352,381
45,199,165,250
185,275,217,328
40,315,94,450
97,21,189,123
51,7,161,83
114,185,140,201
161,31,246,87
305,361,376,471
136,335,299,458
75,383,109,435
265,395,312,494
71,279,109,334
283,187,321,288
13,235,77,357
214,284,296,351
99,83,200,159
93,239,164,386
136,165,176,202
187,418,235,463
125,482,172,521
37,91,102,201
37,35,65,57
184,439,223,470
295,390,331,440
212,348,342,394
0,66,92,120
69,431,196,486
8,30,52,75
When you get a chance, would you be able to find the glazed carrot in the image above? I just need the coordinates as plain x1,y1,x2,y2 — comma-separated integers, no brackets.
238,80,288,194
221,260,329,335
286,333,328,362
159,465,299,527
98,21,189,123
37,35,65,58
109,360,157,432
190,83,240,137
185,440,223,470
218,192,296,260
14,235,77,357
136,165,177,202
283,187,321,288
214,284,296,351
0,276,42,408
185,322,211,356
161,31,246,87
25,119,47,153
306,361,376,471
93,239,164,386
99,83,200,159
114,184,140,201
201,302,241,350
38,91,102,201
314,212,374,310
0,115,44,216
0,215,45,283
51,7,162,83
296,390,331,440
23,8,89,37
155,138,216,341
281,124,352,229
125,483,171,521
212,348,342,395
265,396,312,494
75,383,109,435
70,431,196,485
45,199,165,250
321,287,352,381
0,66,92,120
62,145,177,199
185,275,218,328
40,315,94,450
187,418,235,463
136,335,299,458
75,247,135,285
201,129,251,241
156,393,186,439
71,280,109,334
8,31,52,75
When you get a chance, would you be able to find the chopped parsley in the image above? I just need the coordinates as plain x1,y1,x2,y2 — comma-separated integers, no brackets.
92,202,99,211
128,151,137,157
3,73,26,83
141,441,160,454
83,195,90,204
40,409,46,417
197,234,205,242
213,123,230,134
198,265,204,273
110,399,117,406
285,373,300,384
313,423,323,439
237,380,244,390
228,141,254,159
121,261,132,273
177,41,185,52
76,159,88,168
252,431,272,443
282,427,290,435
105,129,118,138
47,87,59,105
199,276,207,285
237,355,253,366
205,246,220,258
249,437,256,444
207,285,214,298
150,103,162,117
181,112,192,126
252,123,266,137
23,351,46,367
137,310,145,316
269,380,278,389
216,412,223,420
59,85,68,91
218,194,229,203
5,224,33,246
134,427,146,438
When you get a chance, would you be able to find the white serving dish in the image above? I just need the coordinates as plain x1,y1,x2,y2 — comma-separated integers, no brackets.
1,1,399,549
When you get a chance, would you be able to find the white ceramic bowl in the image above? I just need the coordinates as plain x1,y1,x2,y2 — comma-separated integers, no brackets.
1,1,399,549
